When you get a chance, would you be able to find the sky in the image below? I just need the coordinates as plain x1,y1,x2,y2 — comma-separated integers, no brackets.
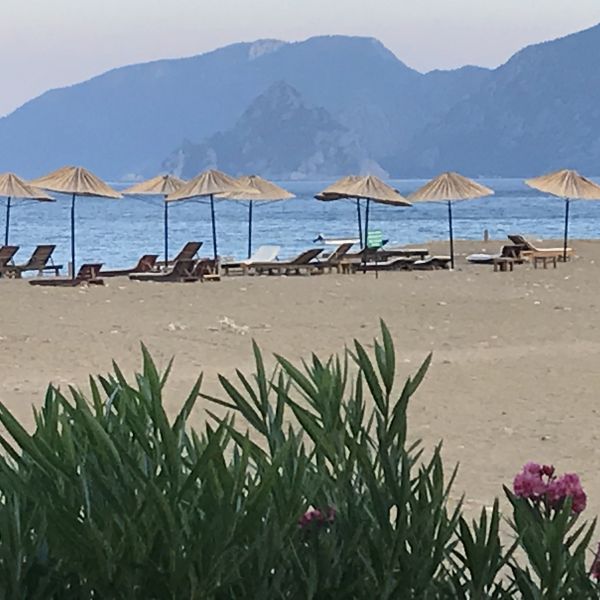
2,0,600,116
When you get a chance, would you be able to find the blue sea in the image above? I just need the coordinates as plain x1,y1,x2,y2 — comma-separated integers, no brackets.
5,178,600,268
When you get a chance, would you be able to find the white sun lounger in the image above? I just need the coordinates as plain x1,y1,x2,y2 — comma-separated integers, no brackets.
222,245,281,275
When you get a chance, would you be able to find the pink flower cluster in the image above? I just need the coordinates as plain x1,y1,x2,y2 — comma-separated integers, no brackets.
298,506,336,530
513,462,587,514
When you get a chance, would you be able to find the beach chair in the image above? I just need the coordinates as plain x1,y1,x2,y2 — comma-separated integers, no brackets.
0,245,19,276
2,245,62,277
129,258,199,282
221,245,281,275
192,257,221,281
311,242,354,274
157,241,203,268
250,248,324,275
508,235,573,260
100,254,158,277
356,256,417,272
412,256,451,270
29,263,104,287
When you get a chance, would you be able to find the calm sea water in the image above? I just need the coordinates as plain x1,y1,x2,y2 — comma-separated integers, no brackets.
5,178,600,268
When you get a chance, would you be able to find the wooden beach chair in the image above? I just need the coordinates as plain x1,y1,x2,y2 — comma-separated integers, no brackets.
129,258,199,282
412,256,452,270
29,263,104,287
356,256,417,272
311,242,354,274
0,245,19,276
2,245,62,277
191,257,221,281
250,248,324,275
100,254,158,277
157,241,203,268
508,235,573,260
221,245,280,275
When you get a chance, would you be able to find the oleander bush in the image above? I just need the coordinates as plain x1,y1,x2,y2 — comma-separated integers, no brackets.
0,322,598,598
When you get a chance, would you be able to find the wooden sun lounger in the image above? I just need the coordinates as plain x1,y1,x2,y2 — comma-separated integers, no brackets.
311,242,354,274
129,258,199,282
156,241,203,268
0,245,19,275
2,245,62,277
412,256,451,270
508,235,573,259
29,263,104,287
357,256,417,272
250,248,324,276
100,254,158,277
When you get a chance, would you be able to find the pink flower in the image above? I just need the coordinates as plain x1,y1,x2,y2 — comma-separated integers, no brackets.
547,473,587,514
513,462,551,499
591,543,600,580
298,506,336,530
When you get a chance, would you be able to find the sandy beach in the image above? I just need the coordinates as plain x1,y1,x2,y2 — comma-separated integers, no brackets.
2,238,600,517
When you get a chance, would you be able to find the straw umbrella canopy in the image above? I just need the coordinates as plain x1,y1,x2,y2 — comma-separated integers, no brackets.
316,175,364,243
166,169,251,260
218,175,295,258
122,174,185,264
0,173,54,245
408,172,494,269
525,169,600,260
32,166,121,276
316,175,411,248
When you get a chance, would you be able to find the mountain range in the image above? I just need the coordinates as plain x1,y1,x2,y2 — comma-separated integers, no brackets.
0,24,599,179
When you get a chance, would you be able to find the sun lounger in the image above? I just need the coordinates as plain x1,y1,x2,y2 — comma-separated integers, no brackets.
129,258,199,282
221,245,281,275
356,256,417,272
0,245,19,275
100,254,158,277
29,263,104,287
412,256,451,270
508,235,572,259
2,245,62,277
191,257,221,281
250,248,324,275
467,245,526,265
311,242,354,274
157,241,203,268
379,247,429,260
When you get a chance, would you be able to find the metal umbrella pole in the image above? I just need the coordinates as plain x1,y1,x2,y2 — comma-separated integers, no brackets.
4,197,11,245
210,193,218,260
447,200,455,270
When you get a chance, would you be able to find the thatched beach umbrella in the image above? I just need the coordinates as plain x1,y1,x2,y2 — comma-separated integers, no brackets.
0,173,54,245
219,175,294,258
316,175,364,242
166,169,250,260
32,166,121,276
408,172,494,269
525,169,600,261
316,175,411,247
122,174,185,264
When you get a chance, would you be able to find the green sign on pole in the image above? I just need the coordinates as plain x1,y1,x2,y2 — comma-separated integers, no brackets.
367,229,383,249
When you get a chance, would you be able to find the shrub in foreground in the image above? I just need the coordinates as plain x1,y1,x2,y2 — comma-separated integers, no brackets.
0,322,597,598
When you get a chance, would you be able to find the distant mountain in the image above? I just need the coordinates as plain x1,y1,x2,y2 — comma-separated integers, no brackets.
164,81,378,179
1,25,599,179
393,23,600,176
0,36,428,179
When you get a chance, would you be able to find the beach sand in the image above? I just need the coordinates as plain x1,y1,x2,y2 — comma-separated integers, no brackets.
2,239,600,517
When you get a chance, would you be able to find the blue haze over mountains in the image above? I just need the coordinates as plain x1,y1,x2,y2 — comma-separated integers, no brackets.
1,24,599,180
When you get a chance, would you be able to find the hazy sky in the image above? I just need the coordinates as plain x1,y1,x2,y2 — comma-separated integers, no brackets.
2,0,600,116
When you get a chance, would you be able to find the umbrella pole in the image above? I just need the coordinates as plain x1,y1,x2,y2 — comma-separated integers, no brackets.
210,193,218,260
563,199,570,262
71,193,76,278
4,197,11,246
362,198,370,273
248,201,253,259
164,200,169,266
447,200,455,270
356,198,363,247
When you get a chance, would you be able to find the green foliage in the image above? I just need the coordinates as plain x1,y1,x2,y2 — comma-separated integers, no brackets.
0,321,596,597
